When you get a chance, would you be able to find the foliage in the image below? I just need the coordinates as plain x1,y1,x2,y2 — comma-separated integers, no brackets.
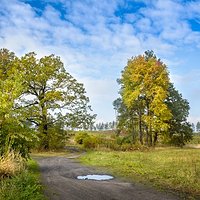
0,48,95,154
113,98,138,143
75,131,89,144
165,83,193,146
0,159,45,200
187,134,200,144
115,50,192,147
74,131,100,149
82,135,100,149
0,49,38,158
18,52,95,149
74,131,146,151
191,123,195,132
36,120,68,150
80,149,200,199
117,50,171,146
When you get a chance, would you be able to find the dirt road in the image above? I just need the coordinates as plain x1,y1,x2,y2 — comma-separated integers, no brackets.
35,155,180,200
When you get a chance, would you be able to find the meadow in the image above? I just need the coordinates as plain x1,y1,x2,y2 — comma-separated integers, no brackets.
79,134,200,199
80,148,200,199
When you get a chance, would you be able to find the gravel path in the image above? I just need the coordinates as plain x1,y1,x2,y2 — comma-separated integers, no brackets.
34,155,180,200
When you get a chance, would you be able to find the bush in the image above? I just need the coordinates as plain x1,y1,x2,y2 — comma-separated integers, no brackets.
83,135,100,149
74,132,102,149
75,131,89,144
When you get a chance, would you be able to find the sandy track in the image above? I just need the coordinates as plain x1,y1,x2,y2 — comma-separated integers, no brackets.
35,156,180,200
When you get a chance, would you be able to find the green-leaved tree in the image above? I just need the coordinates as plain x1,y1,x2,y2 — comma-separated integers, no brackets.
0,49,37,157
165,83,193,146
19,52,95,149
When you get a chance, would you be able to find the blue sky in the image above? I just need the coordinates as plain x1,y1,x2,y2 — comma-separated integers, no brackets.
0,0,200,124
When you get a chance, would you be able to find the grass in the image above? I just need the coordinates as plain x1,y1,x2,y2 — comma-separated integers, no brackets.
0,159,45,200
80,148,200,199
0,152,25,178
188,134,200,144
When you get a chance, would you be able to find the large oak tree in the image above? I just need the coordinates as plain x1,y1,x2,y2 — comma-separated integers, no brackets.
19,52,95,149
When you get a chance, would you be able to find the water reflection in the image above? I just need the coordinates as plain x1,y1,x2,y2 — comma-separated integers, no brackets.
77,174,114,181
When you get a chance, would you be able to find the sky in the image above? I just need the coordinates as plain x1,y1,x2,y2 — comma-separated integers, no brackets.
0,0,200,124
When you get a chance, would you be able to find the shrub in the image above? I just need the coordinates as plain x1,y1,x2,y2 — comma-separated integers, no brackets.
75,131,89,144
83,135,100,149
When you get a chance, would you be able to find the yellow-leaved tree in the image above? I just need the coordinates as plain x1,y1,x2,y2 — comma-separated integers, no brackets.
120,50,172,146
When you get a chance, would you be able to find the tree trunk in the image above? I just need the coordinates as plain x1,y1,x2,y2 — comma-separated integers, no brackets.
131,117,135,143
145,125,149,146
139,112,143,145
42,122,49,149
41,101,49,149
153,132,158,146
149,124,152,146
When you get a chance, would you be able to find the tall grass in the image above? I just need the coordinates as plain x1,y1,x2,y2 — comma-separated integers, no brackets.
80,148,200,199
0,153,45,200
0,151,25,179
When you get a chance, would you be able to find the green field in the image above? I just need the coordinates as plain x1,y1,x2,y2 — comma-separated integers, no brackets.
80,148,200,199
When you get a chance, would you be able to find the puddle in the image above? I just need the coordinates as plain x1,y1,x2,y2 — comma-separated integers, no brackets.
77,174,114,181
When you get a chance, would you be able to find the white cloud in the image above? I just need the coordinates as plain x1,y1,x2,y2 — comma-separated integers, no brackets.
1,0,200,122
78,77,119,122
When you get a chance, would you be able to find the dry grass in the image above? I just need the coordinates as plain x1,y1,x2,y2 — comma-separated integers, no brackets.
0,151,25,179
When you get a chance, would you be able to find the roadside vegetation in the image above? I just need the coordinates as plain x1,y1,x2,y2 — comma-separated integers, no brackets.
0,153,44,200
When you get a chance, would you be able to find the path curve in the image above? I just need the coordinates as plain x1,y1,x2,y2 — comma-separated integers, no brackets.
35,155,180,200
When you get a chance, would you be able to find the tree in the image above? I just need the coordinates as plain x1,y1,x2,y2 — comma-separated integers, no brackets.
18,52,95,149
196,122,200,132
115,51,193,147
165,83,193,146
0,49,36,157
113,98,139,142
191,123,195,132
119,50,172,146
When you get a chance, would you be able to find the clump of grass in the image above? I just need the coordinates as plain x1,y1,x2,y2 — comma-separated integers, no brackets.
80,148,200,198
0,151,25,179
0,159,45,200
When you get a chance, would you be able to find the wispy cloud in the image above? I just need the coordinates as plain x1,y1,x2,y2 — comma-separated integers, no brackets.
0,0,200,122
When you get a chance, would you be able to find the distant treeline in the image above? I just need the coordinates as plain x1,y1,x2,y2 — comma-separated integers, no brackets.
90,121,117,131
192,122,200,132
